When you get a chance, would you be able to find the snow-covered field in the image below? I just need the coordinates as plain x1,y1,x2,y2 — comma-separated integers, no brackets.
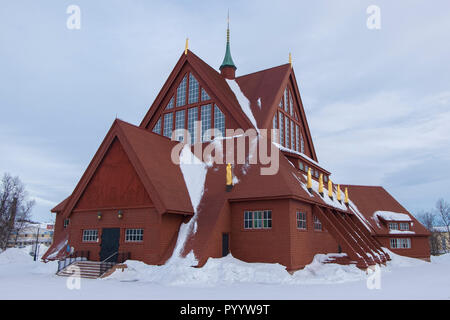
0,246,449,300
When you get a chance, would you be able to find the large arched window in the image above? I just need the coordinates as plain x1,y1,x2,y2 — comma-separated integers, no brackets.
273,86,304,153
152,71,226,144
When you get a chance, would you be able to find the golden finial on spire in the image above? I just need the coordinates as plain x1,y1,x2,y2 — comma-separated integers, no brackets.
289,52,292,67
185,38,189,55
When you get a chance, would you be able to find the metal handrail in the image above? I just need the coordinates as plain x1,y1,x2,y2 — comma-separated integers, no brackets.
101,251,119,263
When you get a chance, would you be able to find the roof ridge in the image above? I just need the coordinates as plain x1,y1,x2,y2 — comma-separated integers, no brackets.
236,63,291,79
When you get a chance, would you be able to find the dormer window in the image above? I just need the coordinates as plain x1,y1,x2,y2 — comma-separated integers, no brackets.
400,223,410,231
389,222,399,230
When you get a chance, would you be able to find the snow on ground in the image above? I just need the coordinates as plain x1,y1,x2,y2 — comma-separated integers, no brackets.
0,247,449,299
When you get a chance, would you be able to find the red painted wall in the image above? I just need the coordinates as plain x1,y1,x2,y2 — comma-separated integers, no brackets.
75,138,152,211
377,235,430,261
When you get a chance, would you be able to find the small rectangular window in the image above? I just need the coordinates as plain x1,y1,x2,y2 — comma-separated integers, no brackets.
63,219,69,228
401,238,411,248
263,210,272,228
313,215,322,231
389,223,399,230
390,238,398,249
399,223,410,230
244,211,253,229
296,212,307,230
244,210,272,229
298,161,304,171
125,229,144,242
82,230,98,242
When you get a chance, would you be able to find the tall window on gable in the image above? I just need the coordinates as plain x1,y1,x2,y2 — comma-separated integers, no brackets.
284,89,289,113
277,86,303,153
188,74,199,104
289,91,294,116
272,113,278,143
300,133,304,153
188,107,198,144
201,104,212,142
279,112,284,146
154,72,226,141
152,117,161,134
176,75,187,107
174,110,185,142
285,116,290,149
214,105,225,137
163,113,173,138
290,120,295,150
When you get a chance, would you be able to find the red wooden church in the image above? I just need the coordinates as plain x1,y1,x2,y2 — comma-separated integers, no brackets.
43,23,430,273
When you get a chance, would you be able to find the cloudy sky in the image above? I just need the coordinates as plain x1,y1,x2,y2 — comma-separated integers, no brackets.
1,0,449,222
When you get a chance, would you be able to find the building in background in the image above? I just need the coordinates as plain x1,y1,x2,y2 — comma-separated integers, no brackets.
7,222,54,248
432,226,450,254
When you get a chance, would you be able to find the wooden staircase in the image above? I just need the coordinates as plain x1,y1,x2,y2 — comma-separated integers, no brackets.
57,261,115,279
313,205,390,269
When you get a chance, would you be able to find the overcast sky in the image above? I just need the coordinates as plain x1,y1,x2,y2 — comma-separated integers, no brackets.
1,0,449,222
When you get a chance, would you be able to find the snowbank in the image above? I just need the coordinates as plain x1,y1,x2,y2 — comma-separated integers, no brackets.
107,253,367,286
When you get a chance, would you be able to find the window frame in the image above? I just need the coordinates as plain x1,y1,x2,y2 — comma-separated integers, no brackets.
154,71,226,142
296,211,307,230
243,210,272,230
82,229,98,242
125,229,144,243
313,215,322,231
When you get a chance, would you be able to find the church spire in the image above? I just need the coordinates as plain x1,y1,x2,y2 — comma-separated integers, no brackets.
220,11,237,79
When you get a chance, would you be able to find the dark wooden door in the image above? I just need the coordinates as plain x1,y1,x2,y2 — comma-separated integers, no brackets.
100,228,120,262
222,233,229,257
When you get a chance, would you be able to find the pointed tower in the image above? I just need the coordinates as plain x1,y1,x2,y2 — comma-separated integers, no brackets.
220,12,237,79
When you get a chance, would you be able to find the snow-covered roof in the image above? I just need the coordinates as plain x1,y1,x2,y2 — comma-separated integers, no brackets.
374,211,412,222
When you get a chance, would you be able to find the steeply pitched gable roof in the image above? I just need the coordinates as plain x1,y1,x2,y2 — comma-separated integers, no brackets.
234,65,318,161
61,119,194,218
140,50,255,131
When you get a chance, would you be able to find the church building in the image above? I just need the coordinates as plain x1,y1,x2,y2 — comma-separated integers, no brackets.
43,22,430,272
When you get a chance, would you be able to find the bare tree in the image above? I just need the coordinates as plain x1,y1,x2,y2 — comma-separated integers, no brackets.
0,173,35,249
436,199,450,235
416,210,441,255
